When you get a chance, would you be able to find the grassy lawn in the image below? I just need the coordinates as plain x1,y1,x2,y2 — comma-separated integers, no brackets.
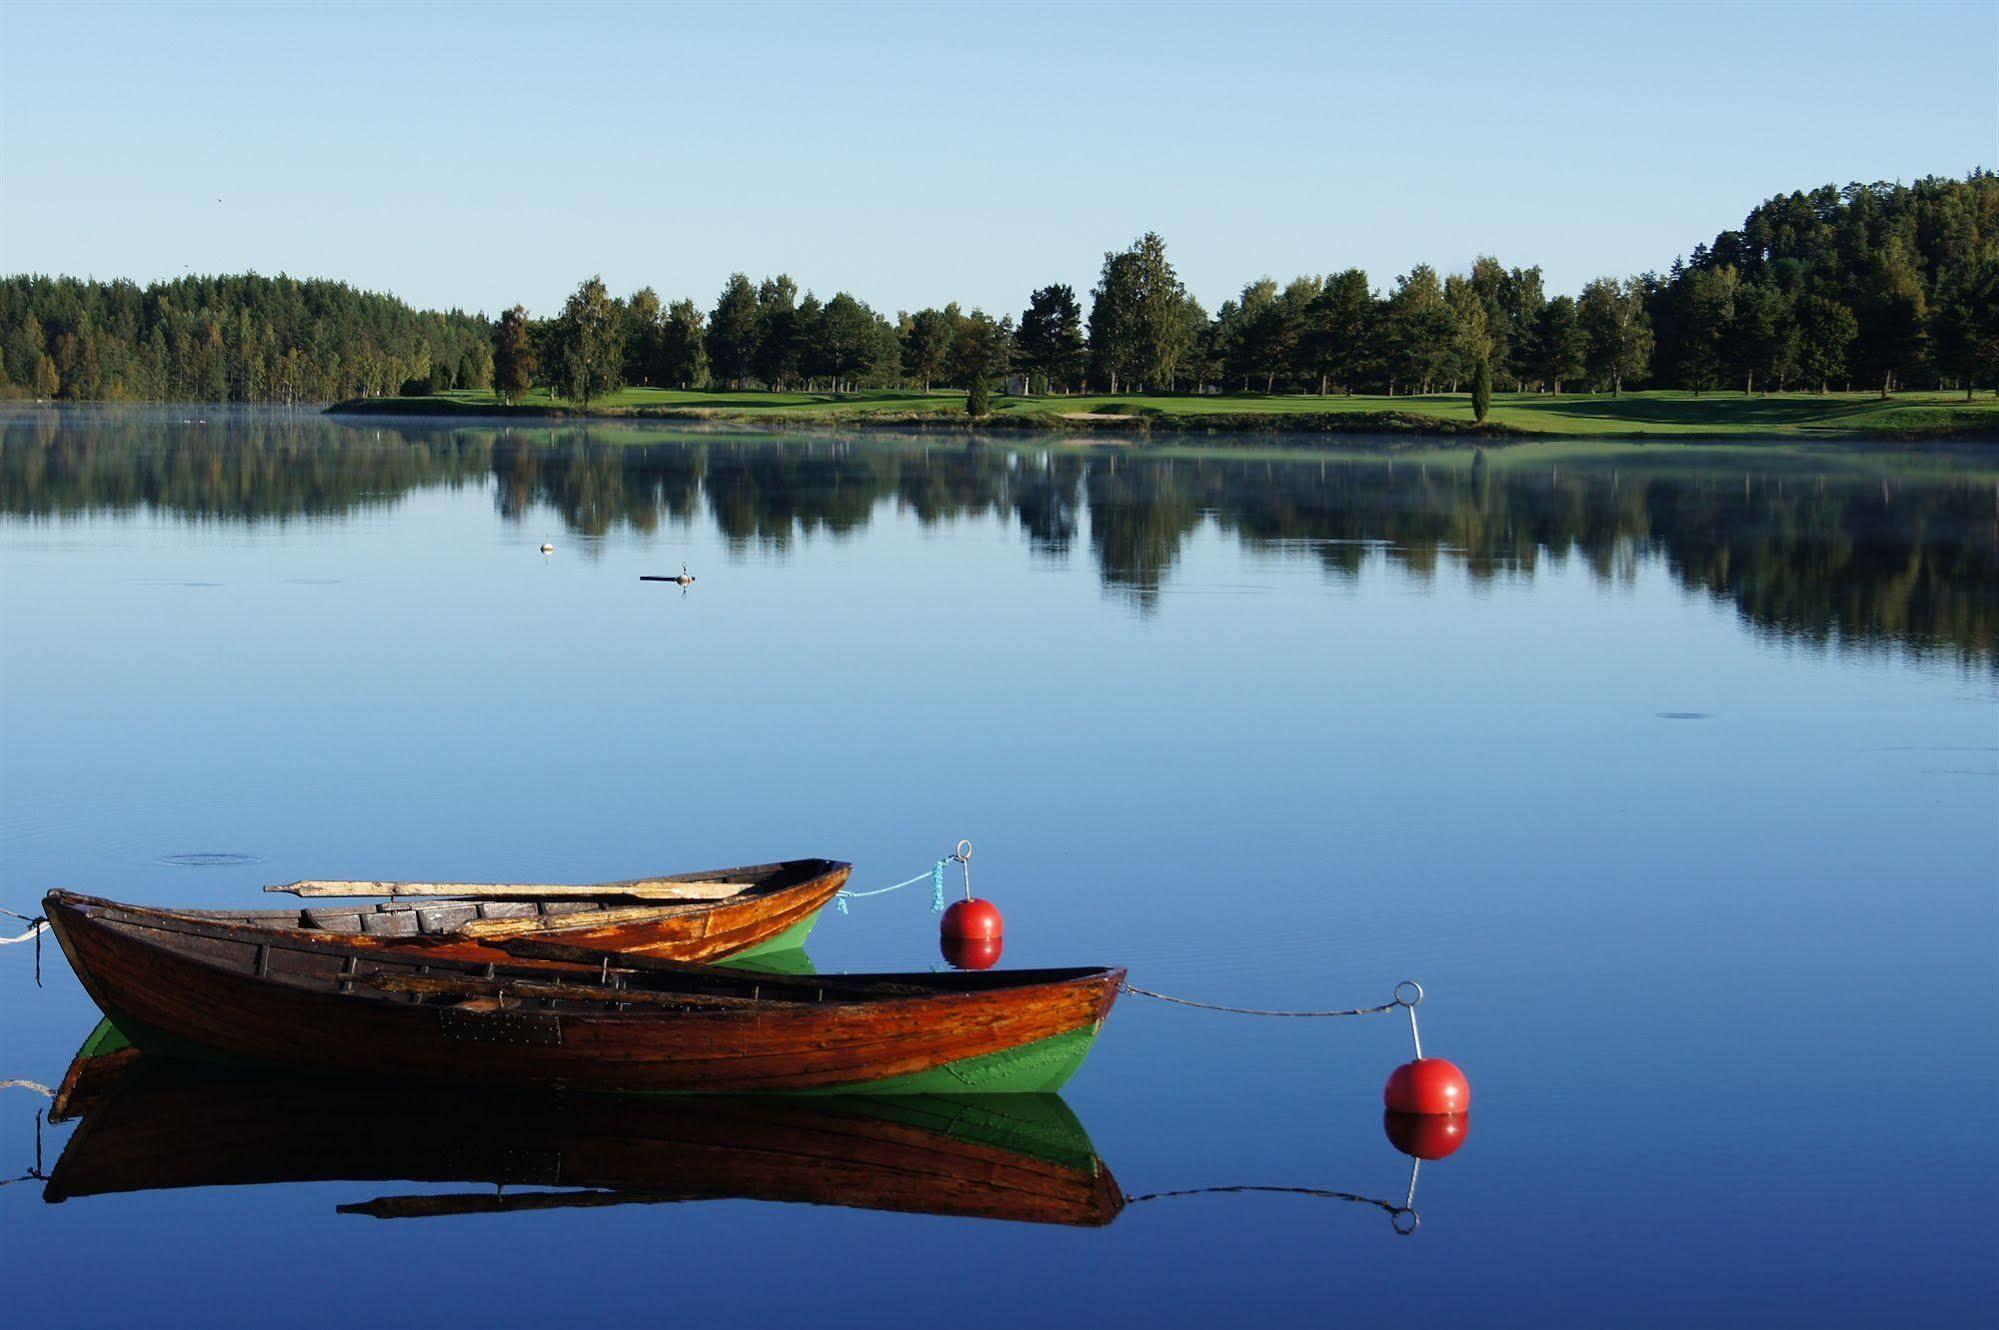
371,386,1999,439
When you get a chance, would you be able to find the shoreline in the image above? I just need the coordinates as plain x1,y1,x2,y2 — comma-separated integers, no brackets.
323,396,1999,444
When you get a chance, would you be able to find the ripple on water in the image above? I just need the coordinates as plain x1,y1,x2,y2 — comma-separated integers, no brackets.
1655,711,1714,720
156,852,265,867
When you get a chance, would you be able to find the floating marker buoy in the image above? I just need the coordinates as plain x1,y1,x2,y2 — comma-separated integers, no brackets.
941,897,1003,942
640,563,697,587
940,933,1003,970
1383,1058,1471,1116
936,840,1000,952
1383,1110,1469,1161
539,542,554,555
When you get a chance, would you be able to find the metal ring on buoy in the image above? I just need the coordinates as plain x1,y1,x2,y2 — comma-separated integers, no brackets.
955,839,973,863
1393,980,1425,1008
1390,1207,1421,1236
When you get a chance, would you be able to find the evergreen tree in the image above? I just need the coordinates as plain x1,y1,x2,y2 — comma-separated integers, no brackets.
1929,258,1999,397
752,275,800,389
1016,285,1086,393
1381,265,1455,395
1726,281,1794,393
1472,355,1492,422
1796,295,1859,393
660,299,708,389
706,273,761,389
1303,269,1376,395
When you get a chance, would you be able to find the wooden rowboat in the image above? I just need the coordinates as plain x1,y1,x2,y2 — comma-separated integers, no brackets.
151,858,851,967
43,891,1123,1094
41,1043,1122,1226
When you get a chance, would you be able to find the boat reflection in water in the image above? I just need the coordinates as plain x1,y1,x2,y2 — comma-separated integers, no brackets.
41,1021,1123,1227
38,1018,1458,1233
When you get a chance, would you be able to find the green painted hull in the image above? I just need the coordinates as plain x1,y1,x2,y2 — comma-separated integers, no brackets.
72,1015,135,1062
798,1022,1103,1096
727,909,821,961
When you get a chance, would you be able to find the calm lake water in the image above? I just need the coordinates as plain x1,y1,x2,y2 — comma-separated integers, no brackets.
1,407,1994,1327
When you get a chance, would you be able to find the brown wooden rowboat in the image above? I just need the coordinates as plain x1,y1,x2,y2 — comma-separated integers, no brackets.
42,1053,1122,1226
44,891,1123,1094
156,858,850,967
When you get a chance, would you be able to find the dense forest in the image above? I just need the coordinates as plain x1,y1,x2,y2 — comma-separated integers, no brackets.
3,412,1991,663
0,274,492,404
3,173,1995,405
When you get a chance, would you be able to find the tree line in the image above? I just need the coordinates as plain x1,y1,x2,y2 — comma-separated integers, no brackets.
0,274,492,404
4,172,1994,406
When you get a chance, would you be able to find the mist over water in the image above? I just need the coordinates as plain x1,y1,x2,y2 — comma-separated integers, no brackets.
1,408,1994,1327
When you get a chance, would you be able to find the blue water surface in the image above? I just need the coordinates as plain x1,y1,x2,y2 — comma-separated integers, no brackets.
0,408,1993,1327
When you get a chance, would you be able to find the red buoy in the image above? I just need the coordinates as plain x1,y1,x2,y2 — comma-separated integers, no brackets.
941,897,1003,943
940,933,1003,970
1383,1058,1470,1115
1383,1110,1469,1160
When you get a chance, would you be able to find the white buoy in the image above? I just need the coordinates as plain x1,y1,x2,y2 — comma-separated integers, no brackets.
539,542,555,555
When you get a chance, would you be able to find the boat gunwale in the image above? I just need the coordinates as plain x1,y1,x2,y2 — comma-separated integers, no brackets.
44,890,1123,1020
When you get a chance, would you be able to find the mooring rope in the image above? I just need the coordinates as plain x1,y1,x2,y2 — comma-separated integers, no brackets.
0,1081,53,1098
1120,979,1422,1021
834,841,972,915
0,910,46,987
835,865,945,915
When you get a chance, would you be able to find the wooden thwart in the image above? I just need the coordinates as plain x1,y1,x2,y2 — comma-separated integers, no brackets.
455,903,696,941
264,878,750,902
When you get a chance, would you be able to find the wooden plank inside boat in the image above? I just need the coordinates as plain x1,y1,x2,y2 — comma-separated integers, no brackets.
265,877,752,901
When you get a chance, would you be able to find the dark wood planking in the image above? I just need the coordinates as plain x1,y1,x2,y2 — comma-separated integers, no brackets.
43,892,1123,1094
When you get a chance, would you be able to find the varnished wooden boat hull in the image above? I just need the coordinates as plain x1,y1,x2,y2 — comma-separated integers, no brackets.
43,1054,1122,1226
180,858,851,967
45,893,1123,1094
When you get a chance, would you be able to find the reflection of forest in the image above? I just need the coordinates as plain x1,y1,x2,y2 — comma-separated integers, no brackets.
4,413,1993,664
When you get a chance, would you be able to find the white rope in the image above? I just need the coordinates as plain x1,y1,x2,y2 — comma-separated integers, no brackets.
0,1080,53,1098
0,921,48,946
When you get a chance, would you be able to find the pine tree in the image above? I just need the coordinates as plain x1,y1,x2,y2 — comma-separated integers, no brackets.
706,274,761,389
660,299,708,389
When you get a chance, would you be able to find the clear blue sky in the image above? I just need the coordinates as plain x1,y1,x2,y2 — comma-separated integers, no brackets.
2,1,1993,318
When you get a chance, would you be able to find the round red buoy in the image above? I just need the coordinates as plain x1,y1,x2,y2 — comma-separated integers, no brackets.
940,933,1003,970
1383,1058,1470,1115
941,897,1003,942
1383,1110,1469,1160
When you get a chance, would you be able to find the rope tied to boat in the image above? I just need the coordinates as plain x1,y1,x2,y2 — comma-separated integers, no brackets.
1121,980,1429,1055
0,910,47,987
834,841,971,915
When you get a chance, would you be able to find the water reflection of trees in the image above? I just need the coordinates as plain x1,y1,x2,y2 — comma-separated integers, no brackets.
2,413,1992,664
